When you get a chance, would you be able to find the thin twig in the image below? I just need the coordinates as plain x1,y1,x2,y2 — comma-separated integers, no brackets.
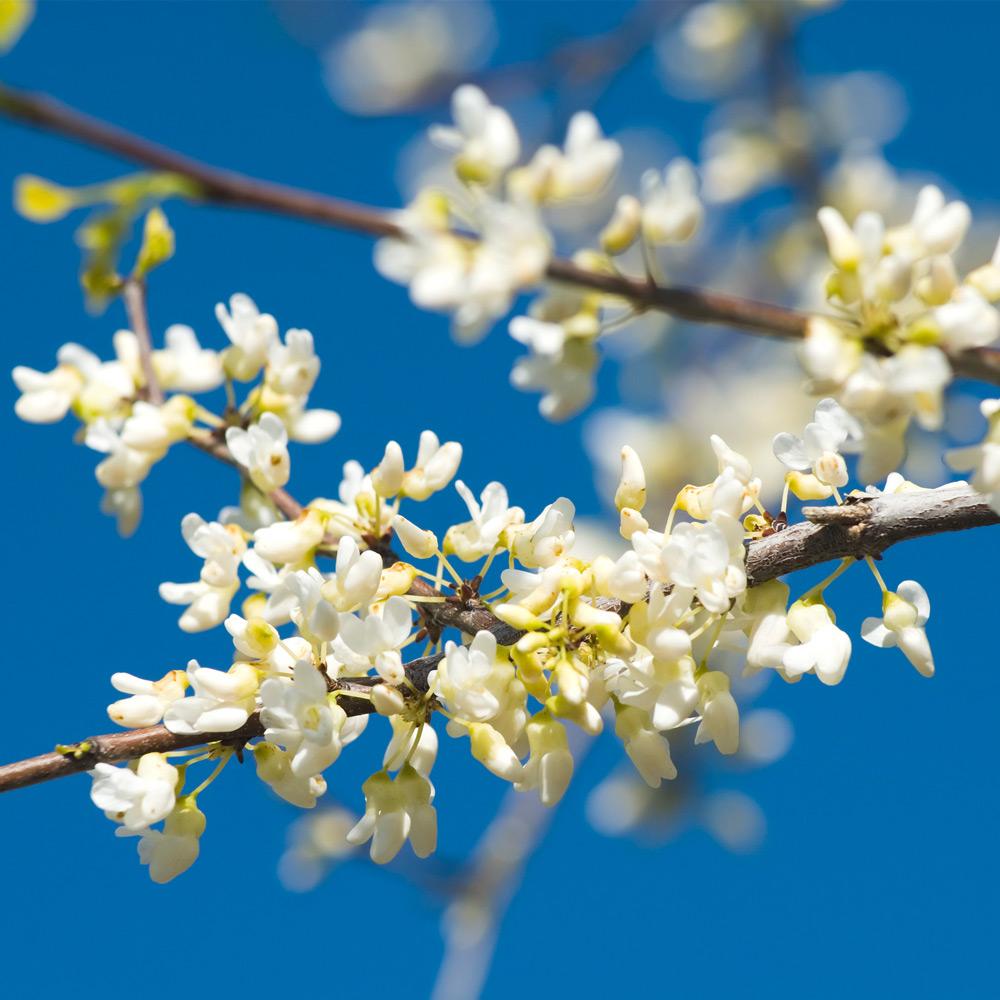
3,82,997,382
121,277,163,405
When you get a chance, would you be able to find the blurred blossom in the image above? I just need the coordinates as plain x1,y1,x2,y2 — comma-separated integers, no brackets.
586,351,816,515
738,709,794,766
701,125,784,204
586,769,655,837
655,2,760,98
700,790,766,852
278,806,358,891
822,147,912,225
655,0,837,100
323,0,497,115
810,72,907,150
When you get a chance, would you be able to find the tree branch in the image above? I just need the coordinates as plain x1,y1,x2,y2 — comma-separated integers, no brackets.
746,482,998,584
1,482,994,794
122,277,163,405
3,82,997,382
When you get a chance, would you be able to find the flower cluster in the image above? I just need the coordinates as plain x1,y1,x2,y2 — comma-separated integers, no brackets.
374,84,706,419
89,396,940,882
11,293,339,534
799,187,1000,480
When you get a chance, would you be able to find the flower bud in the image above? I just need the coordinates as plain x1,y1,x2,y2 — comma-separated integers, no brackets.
614,445,646,512
786,470,834,501
371,683,406,716
618,507,649,540
392,514,438,560
371,441,404,497
818,206,862,271
493,603,546,631
374,562,418,601
469,723,524,782
15,174,77,222
600,194,641,254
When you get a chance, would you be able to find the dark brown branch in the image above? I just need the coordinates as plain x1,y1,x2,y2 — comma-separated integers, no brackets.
5,81,998,381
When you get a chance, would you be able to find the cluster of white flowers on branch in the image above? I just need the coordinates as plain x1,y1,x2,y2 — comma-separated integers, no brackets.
802,188,1000,481
12,298,992,881
4,79,1000,410
3,72,1000,889
11,291,339,534
374,84,705,419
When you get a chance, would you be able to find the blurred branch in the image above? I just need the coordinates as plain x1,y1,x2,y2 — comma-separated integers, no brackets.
388,1,680,112
1,482,994,793
759,7,824,207
3,81,997,381
432,725,595,1000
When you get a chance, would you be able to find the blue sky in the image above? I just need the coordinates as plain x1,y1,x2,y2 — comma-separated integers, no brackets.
2,3,999,997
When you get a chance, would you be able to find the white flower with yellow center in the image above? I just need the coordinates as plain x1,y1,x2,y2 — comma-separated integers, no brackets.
89,753,178,833
107,669,188,728
773,397,863,488
163,660,259,735
347,765,437,864
861,580,934,677
429,84,520,185
260,660,368,778
226,412,291,494
159,513,246,632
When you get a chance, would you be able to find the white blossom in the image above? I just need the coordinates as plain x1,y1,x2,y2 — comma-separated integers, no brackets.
383,718,438,776
392,513,438,559
281,568,341,643
107,670,187,728
773,398,863,488
255,742,327,808
163,660,259,735
431,630,512,723
640,158,704,245
614,705,677,787
694,670,739,755
131,798,206,884
782,600,852,686
861,580,934,677
347,765,437,864
251,509,327,565
467,722,523,782
154,324,224,393
260,660,367,777
444,480,524,561
338,596,413,683
400,430,463,500
509,497,575,568
216,292,279,381
159,513,246,632
90,753,178,833
515,712,573,806
510,111,621,203
429,84,519,184
320,536,382,612
226,412,291,494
